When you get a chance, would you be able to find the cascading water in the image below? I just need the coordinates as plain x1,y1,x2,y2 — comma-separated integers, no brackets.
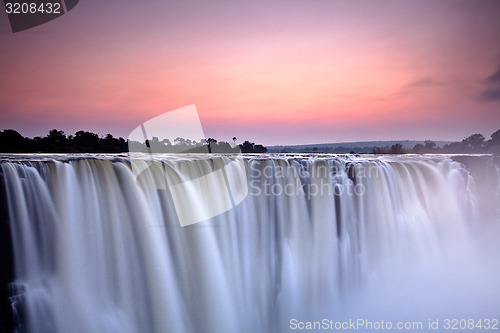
0,154,499,333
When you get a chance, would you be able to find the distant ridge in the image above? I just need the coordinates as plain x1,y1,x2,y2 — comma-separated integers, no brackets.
268,140,452,153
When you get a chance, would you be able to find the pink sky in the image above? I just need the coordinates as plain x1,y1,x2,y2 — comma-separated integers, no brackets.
1,0,499,145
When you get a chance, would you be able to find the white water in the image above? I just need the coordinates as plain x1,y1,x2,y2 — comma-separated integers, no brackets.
1,155,499,333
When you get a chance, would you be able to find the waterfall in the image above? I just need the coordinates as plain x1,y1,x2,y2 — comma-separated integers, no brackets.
1,155,499,333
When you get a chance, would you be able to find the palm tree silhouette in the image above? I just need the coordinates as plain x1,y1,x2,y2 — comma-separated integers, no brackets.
206,138,217,153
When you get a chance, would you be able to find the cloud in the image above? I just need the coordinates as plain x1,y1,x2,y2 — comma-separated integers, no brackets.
393,76,452,99
479,66,500,101
394,77,443,97
480,90,500,100
405,77,441,88
486,67,500,84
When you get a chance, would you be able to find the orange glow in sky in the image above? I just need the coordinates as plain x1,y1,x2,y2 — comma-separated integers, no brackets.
1,0,499,145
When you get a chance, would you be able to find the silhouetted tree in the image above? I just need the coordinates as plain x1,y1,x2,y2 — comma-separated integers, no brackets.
47,129,67,144
490,129,500,144
240,141,254,153
212,141,234,153
412,140,438,154
0,129,30,152
462,134,485,152
174,137,186,146
442,141,463,153
412,144,425,154
424,140,437,151
253,144,268,153
371,147,386,154
73,130,100,152
486,129,500,153
206,138,217,153
389,143,404,154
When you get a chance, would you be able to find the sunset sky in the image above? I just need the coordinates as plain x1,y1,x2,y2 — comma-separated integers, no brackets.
1,0,499,145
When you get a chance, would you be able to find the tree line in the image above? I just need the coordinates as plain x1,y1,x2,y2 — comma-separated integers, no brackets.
372,129,500,154
0,129,268,153
128,136,267,153
1,127,498,154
